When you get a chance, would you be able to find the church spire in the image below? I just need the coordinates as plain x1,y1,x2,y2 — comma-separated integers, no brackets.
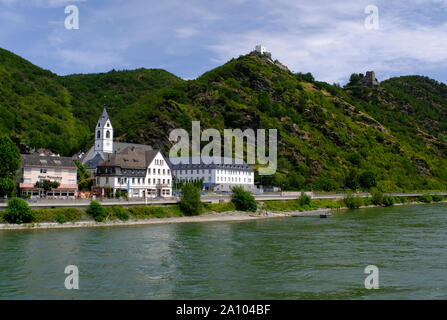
94,108,114,155
98,108,110,127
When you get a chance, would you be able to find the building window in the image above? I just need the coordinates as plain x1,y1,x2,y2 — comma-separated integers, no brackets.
158,179,161,184
105,177,109,184
106,130,110,138
163,169,165,175
40,169,47,174
97,130,101,139
168,169,170,175
153,179,156,184
158,169,161,174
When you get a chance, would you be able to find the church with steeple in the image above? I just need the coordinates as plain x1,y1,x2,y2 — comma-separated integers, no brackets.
80,108,153,176
94,108,114,157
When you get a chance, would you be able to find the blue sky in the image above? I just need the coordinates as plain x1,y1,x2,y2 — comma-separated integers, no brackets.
2,0,447,84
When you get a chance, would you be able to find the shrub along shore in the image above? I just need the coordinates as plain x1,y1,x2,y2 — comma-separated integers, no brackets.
0,191,446,230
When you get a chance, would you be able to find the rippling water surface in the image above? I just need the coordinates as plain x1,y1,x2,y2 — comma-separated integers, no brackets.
1,203,446,299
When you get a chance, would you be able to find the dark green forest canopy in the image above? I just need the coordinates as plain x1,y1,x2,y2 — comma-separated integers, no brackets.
1,47,447,191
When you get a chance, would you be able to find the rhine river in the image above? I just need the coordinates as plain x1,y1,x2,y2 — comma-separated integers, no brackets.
1,203,446,299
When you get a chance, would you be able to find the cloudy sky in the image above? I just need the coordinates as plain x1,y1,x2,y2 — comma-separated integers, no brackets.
1,0,447,84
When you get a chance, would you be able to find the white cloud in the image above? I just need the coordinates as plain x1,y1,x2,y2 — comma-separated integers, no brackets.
57,49,123,69
176,27,199,39
4,0,447,82
207,0,447,83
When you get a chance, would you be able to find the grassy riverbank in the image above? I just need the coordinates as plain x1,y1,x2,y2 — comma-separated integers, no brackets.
0,202,238,225
0,194,445,229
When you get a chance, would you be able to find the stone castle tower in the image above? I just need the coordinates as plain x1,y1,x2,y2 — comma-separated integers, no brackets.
358,71,380,88
94,108,114,157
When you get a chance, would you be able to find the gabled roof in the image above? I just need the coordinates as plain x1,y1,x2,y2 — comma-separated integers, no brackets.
144,150,160,167
81,142,153,166
97,147,163,170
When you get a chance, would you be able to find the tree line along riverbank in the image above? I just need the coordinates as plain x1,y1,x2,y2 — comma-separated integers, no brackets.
0,189,445,230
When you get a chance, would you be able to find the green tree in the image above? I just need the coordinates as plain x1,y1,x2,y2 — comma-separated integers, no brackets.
4,198,35,224
295,72,315,83
371,188,384,205
86,201,107,222
359,171,377,190
343,192,363,209
0,136,21,179
345,169,360,190
35,180,61,197
347,73,364,86
115,189,128,199
347,153,362,166
288,172,305,190
179,183,202,216
231,186,257,212
257,92,272,113
298,191,311,206
0,177,16,197
313,176,337,191
74,160,92,191
0,137,20,197
382,195,396,207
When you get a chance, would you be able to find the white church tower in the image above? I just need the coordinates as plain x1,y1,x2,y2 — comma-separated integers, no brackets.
94,108,113,157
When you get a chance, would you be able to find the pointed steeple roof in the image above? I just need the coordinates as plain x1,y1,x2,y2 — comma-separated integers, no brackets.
98,108,110,127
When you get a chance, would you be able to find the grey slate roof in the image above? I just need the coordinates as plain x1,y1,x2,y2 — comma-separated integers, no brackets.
95,147,167,177
21,154,77,169
97,108,110,128
84,153,105,170
81,142,153,168
168,156,253,171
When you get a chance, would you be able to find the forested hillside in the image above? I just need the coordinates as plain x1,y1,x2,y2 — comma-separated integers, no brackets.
1,47,446,191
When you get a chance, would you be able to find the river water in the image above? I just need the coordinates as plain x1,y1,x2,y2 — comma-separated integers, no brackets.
0,203,446,299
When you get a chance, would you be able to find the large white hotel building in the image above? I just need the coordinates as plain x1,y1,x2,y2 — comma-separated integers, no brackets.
169,156,254,192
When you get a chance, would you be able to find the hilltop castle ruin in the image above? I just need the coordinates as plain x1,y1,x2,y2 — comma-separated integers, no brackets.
358,71,380,88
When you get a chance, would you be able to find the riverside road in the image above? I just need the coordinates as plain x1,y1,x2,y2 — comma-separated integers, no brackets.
1,192,446,210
